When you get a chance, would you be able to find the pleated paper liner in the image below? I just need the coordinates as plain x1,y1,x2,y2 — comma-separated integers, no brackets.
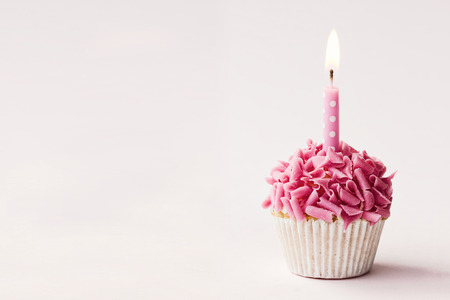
274,216,385,279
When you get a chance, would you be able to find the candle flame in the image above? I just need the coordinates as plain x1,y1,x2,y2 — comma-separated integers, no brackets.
325,29,340,72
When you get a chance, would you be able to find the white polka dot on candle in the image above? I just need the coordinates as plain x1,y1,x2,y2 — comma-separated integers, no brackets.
330,101,336,107
329,131,336,137
330,116,336,122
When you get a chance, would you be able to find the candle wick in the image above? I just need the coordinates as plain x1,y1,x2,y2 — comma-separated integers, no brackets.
329,69,334,88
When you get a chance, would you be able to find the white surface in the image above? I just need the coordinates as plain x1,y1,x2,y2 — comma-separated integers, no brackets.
0,0,449,299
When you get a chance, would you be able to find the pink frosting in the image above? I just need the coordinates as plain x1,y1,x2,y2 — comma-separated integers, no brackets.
263,140,395,230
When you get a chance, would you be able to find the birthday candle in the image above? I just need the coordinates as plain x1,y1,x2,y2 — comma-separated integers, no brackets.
323,29,340,151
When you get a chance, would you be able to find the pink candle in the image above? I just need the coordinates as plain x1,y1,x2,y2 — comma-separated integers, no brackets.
323,85,339,151
323,29,340,151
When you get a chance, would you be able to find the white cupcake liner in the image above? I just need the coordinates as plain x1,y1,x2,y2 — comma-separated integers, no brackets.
274,216,385,279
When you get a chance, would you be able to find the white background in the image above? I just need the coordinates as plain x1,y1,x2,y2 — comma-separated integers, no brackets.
0,0,449,299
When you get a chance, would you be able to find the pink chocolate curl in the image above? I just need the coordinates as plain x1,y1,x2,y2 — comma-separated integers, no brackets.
262,196,271,209
338,186,360,206
291,186,312,200
354,168,371,190
362,211,382,225
317,198,342,216
273,182,284,211
290,198,305,221
305,206,335,223
280,197,295,219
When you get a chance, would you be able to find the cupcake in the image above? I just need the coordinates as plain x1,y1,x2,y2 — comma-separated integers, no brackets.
262,139,395,279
